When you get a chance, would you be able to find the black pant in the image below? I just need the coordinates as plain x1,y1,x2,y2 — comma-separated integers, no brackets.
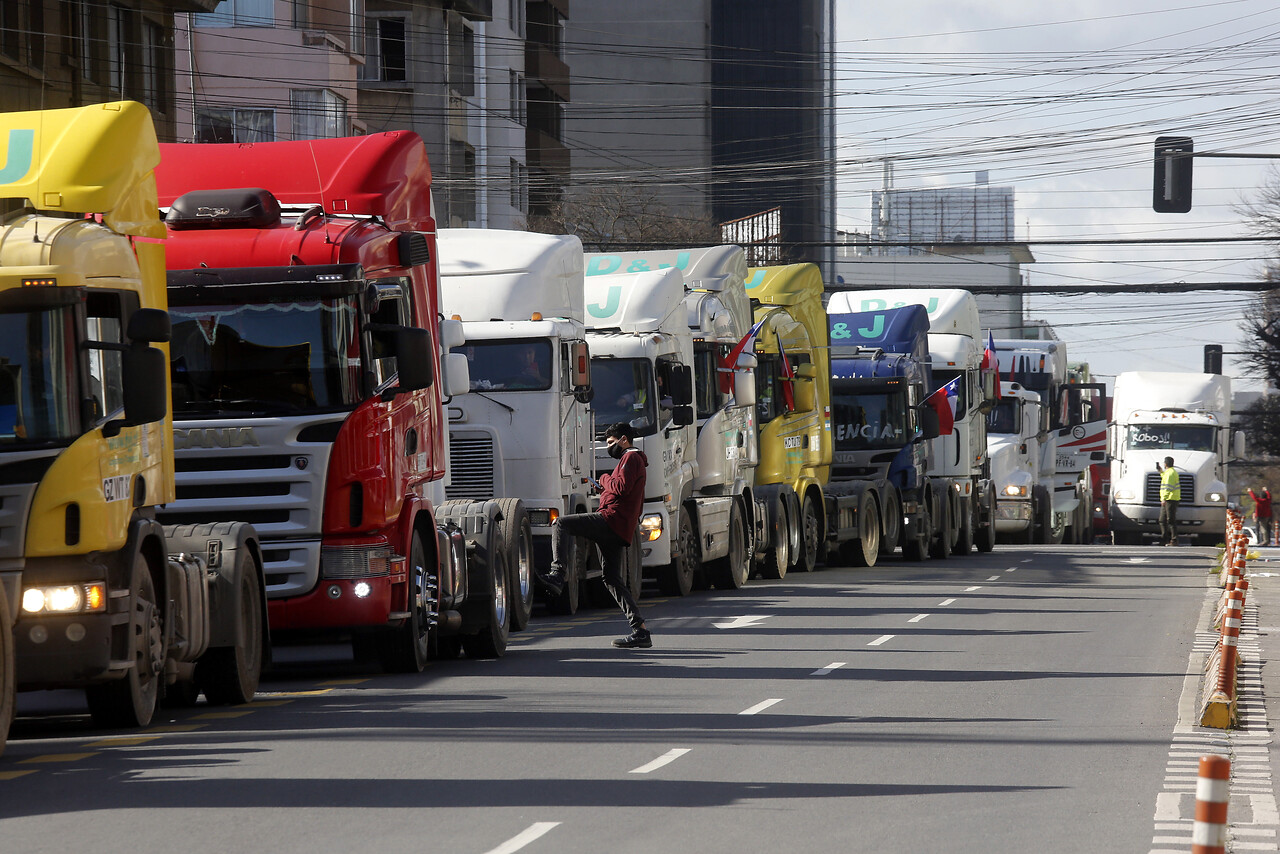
551,512,644,631
1160,500,1179,544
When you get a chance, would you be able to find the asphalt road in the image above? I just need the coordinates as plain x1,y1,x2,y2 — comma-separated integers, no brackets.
0,544,1240,853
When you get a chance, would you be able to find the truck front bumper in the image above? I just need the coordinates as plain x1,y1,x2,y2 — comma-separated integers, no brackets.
15,610,117,688
268,576,397,631
994,499,1033,533
1110,503,1224,534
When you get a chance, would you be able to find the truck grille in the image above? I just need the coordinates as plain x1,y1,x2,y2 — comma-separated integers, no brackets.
1144,472,1195,504
447,433,495,500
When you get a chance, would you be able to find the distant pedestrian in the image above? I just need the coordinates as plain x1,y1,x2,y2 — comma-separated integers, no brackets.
538,422,653,648
1158,456,1181,546
1249,486,1273,546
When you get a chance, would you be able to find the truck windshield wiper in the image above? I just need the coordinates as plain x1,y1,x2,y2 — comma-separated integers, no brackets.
471,390,515,413
208,398,298,415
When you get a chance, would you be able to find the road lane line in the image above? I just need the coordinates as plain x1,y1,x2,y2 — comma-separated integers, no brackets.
740,698,783,715
1021,558,1033,563
868,634,895,646
713,615,772,629
1005,568,1017,573
20,753,95,764
88,736,160,747
986,576,1001,581
630,748,691,774
908,614,928,623
812,662,845,675
938,598,956,606
483,822,562,854
964,586,981,592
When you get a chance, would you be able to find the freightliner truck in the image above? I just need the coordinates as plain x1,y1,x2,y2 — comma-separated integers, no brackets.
154,133,515,668
585,247,760,592
0,102,267,732
986,381,1052,543
837,289,998,557
1108,370,1240,545
437,228,605,618
822,305,946,564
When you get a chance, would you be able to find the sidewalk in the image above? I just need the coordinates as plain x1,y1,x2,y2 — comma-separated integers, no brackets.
1233,545,1280,844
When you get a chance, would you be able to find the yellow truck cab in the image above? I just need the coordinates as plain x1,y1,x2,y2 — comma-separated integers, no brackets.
0,102,265,736
746,264,832,575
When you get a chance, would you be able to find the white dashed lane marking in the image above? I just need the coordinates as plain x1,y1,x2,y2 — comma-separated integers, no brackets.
938,598,956,606
739,698,783,716
630,748,691,774
483,823,561,854
908,614,928,623
812,662,845,676
868,635,895,646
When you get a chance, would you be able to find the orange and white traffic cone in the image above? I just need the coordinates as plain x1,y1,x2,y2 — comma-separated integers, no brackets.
1191,754,1230,854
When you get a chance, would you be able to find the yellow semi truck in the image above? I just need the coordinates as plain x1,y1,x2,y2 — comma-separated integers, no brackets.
0,102,266,739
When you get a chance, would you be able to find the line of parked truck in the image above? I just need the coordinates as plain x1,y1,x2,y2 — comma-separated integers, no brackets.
0,102,1245,756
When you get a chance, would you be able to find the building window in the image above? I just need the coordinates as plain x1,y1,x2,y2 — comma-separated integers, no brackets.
28,0,44,71
509,159,527,213
195,0,275,27
451,140,476,224
291,0,309,28
196,108,275,143
448,19,475,97
508,0,524,37
142,22,166,114
292,89,347,140
363,16,407,82
107,4,129,97
0,4,19,61
76,0,94,81
508,71,525,124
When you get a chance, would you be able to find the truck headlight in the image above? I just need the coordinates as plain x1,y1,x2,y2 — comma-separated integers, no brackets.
640,514,664,542
1205,492,1225,503
22,583,106,614
1115,489,1136,500
1003,485,1028,497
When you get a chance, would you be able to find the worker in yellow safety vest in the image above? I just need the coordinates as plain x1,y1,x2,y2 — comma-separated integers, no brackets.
1158,456,1181,546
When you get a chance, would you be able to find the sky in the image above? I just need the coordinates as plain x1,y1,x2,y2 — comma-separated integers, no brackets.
834,1,1280,393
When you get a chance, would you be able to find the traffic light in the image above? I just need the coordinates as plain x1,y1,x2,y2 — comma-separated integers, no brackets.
1204,344,1223,374
1154,136,1194,213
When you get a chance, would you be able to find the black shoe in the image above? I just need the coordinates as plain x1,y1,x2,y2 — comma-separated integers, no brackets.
539,570,565,597
613,629,652,649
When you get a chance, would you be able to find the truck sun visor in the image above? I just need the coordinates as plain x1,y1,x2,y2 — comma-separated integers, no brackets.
166,187,283,230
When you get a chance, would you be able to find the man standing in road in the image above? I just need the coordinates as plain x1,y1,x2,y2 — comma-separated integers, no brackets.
539,422,652,648
1158,456,1181,546
1249,486,1273,546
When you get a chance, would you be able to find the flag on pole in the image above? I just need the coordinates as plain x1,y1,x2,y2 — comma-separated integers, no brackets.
925,376,960,435
776,331,796,411
982,330,1001,400
719,317,766,394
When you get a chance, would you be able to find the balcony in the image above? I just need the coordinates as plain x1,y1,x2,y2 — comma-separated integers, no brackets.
525,43,569,103
166,0,223,11
527,128,569,176
447,0,493,22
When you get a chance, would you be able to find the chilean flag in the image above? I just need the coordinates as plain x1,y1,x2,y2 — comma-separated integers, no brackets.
926,376,960,435
981,331,1001,400
776,331,796,411
720,317,766,394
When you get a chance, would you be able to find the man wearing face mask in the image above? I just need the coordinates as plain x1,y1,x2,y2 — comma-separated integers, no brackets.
538,422,652,648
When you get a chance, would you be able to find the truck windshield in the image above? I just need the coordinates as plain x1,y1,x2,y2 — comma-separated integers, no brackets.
831,388,911,450
1127,424,1215,452
986,397,1021,435
0,307,78,445
169,298,363,416
591,358,657,437
460,339,553,391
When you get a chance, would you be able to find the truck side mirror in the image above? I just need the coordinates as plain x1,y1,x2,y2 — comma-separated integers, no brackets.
672,404,694,427
376,326,434,398
917,405,941,440
440,351,470,398
1233,431,1246,460
669,364,693,406
734,353,757,408
105,345,168,438
438,317,465,351
570,341,592,403
793,363,816,412
126,308,171,343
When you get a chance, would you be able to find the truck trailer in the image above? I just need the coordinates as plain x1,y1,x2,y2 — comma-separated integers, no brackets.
154,133,514,669
1,102,268,732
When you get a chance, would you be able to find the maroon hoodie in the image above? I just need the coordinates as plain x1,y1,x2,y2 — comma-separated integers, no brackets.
600,447,648,544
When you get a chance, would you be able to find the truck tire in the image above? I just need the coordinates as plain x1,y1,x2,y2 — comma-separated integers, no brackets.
463,538,511,659
839,491,880,568
903,500,930,562
878,490,901,557
929,497,951,560
760,496,790,579
796,493,821,572
657,512,697,596
0,582,13,758
952,497,974,555
377,532,432,673
708,500,750,589
496,499,534,632
87,554,163,728
976,487,997,553
196,550,264,704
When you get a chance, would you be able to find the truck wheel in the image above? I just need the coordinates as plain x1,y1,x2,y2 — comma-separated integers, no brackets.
903,500,930,562
796,493,821,572
952,498,974,555
377,532,432,673
709,500,749,589
929,497,951,560
976,488,997,553
464,538,511,659
197,551,264,704
546,536,581,616
760,498,790,579
0,582,13,757
657,513,697,596
878,490,901,557
496,499,534,632
840,491,880,567
87,554,163,728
